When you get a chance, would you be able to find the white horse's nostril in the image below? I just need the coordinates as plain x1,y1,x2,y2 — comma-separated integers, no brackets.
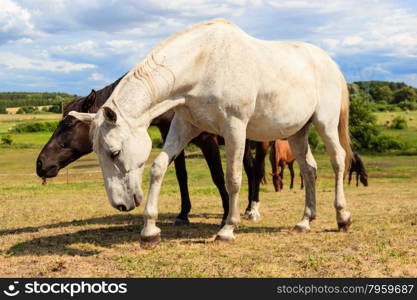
117,205,127,212
133,194,140,206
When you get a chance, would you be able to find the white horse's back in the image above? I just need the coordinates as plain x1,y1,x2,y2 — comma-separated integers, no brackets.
170,21,345,141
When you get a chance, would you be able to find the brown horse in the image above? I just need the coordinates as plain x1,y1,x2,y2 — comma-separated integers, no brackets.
269,140,303,192
36,74,266,225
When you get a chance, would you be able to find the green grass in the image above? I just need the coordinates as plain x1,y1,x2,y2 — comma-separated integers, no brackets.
0,146,416,277
0,112,416,277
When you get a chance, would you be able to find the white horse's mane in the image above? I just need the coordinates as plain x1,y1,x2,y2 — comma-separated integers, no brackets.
124,19,237,101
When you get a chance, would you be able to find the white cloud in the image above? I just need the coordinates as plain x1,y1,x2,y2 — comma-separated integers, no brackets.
0,0,43,44
310,1,417,58
105,40,144,55
53,40,101,57
51,39,145,58
0,52,95,72
1,0,416,93
362,64,391,75
89,72,104,81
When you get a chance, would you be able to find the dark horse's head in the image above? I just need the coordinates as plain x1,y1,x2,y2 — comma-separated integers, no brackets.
36,73,126,178
359,171,368,187
271,172,283,192
36,90,97,178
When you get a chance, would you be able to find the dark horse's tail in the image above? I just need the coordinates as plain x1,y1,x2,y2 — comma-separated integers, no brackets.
339,81,353,174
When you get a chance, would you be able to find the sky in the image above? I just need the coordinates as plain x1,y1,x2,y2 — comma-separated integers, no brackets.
0,0,416,95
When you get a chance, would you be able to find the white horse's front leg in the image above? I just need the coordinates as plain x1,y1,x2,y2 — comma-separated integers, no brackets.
215,119,247,243
141,116,201,248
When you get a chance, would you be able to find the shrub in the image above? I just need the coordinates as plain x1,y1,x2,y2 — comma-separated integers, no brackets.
10,121,59,133
45,104,62,113
370,135,405,152
390,116,408,130
1,135,13,145
16,106,41,114
308,128,320,151
372,102,391,112
397,101,417,111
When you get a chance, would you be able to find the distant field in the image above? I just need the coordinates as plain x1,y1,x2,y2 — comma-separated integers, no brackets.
376,110,417,129
5,106,54,114
375,111,417,151
0,112,416,277
0,113,61,123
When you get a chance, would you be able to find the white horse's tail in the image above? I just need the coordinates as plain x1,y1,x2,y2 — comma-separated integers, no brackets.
338,82,352,174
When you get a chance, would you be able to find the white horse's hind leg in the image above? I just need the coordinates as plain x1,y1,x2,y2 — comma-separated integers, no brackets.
141,115,201,248
288,125,317,232
215,119,247,243
315,123,352,231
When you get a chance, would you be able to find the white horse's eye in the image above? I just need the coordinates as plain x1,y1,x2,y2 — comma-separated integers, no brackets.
110,150,120,159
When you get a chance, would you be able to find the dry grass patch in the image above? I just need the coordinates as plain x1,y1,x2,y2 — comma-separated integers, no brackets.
0,147,416,277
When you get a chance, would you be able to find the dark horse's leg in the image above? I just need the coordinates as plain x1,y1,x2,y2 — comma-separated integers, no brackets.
243,141,255,216
192,133,229,226
300,174,304,189
356,171,359,187
244,141,268,221
157,123,192,226
288,162,295,189
348,168,353,185
279,161,285,190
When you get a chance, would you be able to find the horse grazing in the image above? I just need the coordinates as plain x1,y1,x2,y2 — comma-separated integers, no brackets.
269,140,305,192
36,74,266,226
71,19,352,245
348,152,368,187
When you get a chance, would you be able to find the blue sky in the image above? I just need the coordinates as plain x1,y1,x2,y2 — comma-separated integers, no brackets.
1,0,416,95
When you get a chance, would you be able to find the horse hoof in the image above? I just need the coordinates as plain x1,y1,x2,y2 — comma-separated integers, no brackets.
214,235,235,244
140,234,161,250
173,218,190,226
244,210,260,221
292,225,310,233
248,212,260,221
338,217,352,232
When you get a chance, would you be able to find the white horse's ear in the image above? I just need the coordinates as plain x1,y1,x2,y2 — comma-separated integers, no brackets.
103,106,117,124
68,111,96,124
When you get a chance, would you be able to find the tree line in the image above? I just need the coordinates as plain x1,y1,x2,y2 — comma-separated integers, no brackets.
0,92,76,113
349,81,417,111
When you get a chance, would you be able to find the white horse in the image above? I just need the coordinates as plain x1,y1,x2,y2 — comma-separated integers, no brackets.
70,19,352,245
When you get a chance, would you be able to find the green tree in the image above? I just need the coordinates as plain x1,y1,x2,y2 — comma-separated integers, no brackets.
349,95,379,150
392,87,417,104
372,86,393,103
349,95,405,152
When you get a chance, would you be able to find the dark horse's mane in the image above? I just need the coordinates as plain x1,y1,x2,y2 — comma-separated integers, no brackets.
63,73,127,116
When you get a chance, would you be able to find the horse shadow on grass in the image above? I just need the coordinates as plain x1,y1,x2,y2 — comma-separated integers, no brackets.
4,213,288,257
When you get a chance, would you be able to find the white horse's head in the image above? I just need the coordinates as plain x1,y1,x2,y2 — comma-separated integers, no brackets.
69,106,152,212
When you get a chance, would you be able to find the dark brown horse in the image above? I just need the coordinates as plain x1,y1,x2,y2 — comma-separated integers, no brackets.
269,140,303,192
36,74,266,225
348,152,368,187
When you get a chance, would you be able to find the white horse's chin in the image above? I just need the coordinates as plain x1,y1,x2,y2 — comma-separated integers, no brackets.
104,168,143,212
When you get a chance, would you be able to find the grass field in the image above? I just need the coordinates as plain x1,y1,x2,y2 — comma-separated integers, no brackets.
0,112,416,277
